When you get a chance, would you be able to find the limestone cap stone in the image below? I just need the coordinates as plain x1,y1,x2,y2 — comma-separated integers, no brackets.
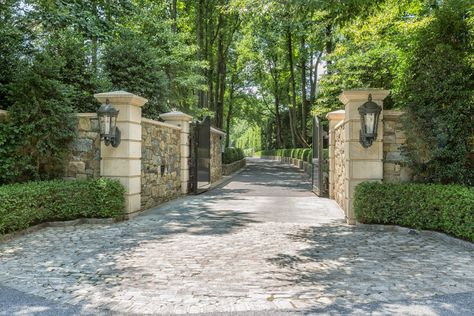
94,91,148,107
339,89,390,105
326,110,345,121
211,127,226,136
160,111,193,122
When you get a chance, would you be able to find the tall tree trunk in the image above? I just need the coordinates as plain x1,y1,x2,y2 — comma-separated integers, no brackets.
91,3,98,74
286,84,296,148
225,81,234,148
300,35,308,144
325,24,334,71
286,28,305,147
171,0,177,32
196,0,205,108
207,5,214,112
272,68,283,148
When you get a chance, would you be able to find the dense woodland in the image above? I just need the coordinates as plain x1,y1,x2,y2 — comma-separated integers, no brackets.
0,0,473,185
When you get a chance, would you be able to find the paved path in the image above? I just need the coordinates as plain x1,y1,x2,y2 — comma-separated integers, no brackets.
0,159,473,315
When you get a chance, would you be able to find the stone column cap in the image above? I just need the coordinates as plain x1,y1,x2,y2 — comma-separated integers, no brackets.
211,127,226,136
160,111,193,122
94,91,148,107
326,110,345,121
339,89,390,105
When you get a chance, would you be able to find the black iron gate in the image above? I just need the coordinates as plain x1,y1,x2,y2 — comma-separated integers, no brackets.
312,117,328,196
189,116,211,194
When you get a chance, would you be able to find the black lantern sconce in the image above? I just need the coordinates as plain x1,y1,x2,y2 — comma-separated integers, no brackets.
97,98,121,147
358,94,382,148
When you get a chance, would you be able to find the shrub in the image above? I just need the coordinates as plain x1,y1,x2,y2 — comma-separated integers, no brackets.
0,178,125,235
0,52,77,185
397,2,474,185
222,147,245,164
256,148,324,164
354,182,474,242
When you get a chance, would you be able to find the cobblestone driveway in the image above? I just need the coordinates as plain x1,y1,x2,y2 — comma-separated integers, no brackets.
0,159,473,315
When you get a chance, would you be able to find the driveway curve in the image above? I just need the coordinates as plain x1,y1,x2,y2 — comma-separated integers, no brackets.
0,158,473,315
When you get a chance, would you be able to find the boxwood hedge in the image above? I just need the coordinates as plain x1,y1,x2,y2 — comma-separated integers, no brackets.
256,148,329,164
354,182,474,242
0,178,125,235
222,147,245,164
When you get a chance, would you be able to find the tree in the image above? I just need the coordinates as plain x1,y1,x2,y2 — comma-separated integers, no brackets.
397,0,474,185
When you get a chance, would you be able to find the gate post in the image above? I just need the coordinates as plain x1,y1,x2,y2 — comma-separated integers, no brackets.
339,89,389,224
94,91,148,215
160,111,193,194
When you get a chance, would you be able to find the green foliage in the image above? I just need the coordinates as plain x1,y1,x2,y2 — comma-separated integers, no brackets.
0,178,125,235
234,124,262,152
0,52,77,184
104,34,168,118
397,0,474,185
222,147,245,164
354,182,474,242
256,148,318,164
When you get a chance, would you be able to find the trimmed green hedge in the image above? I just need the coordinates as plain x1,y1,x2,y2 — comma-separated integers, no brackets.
354,182,474,242
0,178,126,235
255,148,329,164
222,147,245,164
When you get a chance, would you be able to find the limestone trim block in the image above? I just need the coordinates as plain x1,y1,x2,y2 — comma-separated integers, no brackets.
101,158,141,177
211,127,226,137
339,89,390,105
326,109,345,122
94,91,147,214
159,111,193,123
77,113,97,118
101,140,141,159
383,110,404,120
94,90,148,108
142,118,182,131
160,110,193,195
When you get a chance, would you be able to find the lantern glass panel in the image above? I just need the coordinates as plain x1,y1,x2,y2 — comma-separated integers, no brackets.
99,115,111,136
365,113,375,134
111,115,117,135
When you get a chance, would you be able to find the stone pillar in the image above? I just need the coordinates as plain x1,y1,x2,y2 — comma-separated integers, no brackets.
326,110,345,200
94,91,148,215
160,111,193,194
339,89,389,224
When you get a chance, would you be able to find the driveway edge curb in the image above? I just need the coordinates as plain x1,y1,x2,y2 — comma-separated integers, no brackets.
357,223,474,250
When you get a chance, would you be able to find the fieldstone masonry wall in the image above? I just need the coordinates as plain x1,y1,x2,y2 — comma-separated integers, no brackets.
2,92,225,215
65,114,101,180
333,122,346,211
383,111,412,183
141,120,181,210
210,129,224,184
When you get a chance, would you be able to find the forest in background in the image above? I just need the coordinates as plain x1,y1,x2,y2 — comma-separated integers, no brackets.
1,0,473,184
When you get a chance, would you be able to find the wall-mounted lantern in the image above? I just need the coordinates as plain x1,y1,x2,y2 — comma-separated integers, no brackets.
358,94,382,148
97,98,121,147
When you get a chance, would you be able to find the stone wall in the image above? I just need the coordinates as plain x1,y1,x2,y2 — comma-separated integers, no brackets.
210,129,224,183
64,114,101,180
141,120,181,210
383,111,412,183
333,121,346,211
222,158,246,176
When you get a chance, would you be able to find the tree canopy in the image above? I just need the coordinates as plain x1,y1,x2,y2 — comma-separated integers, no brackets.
1,0,473,184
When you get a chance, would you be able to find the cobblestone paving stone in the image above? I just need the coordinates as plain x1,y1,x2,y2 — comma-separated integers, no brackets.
0,159,473,315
